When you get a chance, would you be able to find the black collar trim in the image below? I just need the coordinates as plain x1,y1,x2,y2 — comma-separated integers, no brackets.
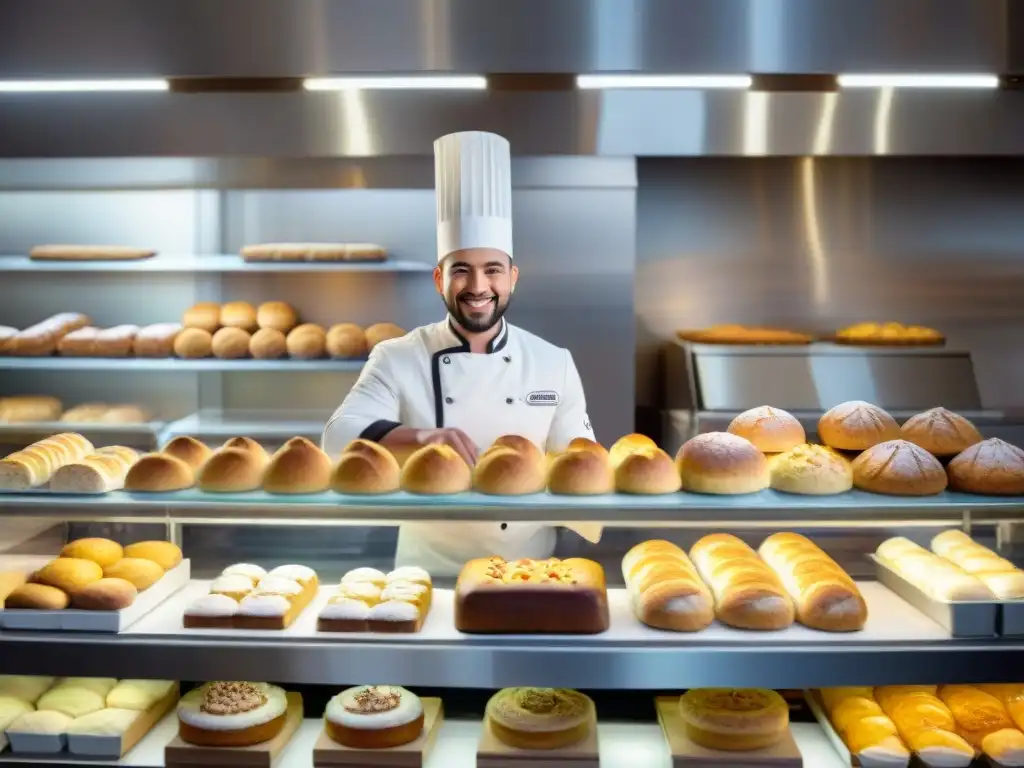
445,318,509,354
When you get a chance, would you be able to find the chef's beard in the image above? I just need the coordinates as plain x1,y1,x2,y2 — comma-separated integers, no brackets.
445,292,511,334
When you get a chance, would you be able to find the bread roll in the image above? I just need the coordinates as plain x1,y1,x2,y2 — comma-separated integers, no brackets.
124,453,195,492
621,540,713,631
929,530,1024,599
211,327,251,359
50,448,137,494
4,583,69,610
221,436,269,465
474,446,546,495
608,433,658,469
947,438,1024,496
182,302,220,332
122,541,182,571
483,435,545,468
132,323,181,357
326,323,367,358
565,437,608,458
286,323,326,359
615,448,681,494
547,450,613,495
0,571,28,606
365,323,406,350
401,444,471,495
34,558,103,593
769,444,852,495
71,578,137,610
279,436,317,452
0,325,17,355
93,325,139,357
173,327,213,359
853,439,947,496
819,401,900,451
256,301,298,333
331,439,400,495
758,532,866,631
219,301,258,332
689,533,795,630
197,448,264,492
0,395,62,423
247,327,286,359
162,436,212,470
103,558,164,590
727,406,805,453
262,441,332,494
900,407,983,457
60,538,123,567
875,536,994,601
58,326,98,355
676,432,769,495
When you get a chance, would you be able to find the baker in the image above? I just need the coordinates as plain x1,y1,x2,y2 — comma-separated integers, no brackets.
322,130,596,575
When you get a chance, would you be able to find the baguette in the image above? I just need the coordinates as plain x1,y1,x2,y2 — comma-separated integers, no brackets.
818,688,909,768
875,686,973,767
930,530,1024,599
758,532,866,631
9,313,91,356
0,432,93,489
93,325,139,357
29,245,155,261
621,540,713,631
938,685,1016,750
50,446,139,494
57,326,99,356
132,323,181,358
876,536,994,601
689,533,795,630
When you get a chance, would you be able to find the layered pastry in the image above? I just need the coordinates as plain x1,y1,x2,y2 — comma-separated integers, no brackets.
677,325,813,345
325,686,424,748
178,682,289,747
318,566,432,633
678,689,788,751
875,686,974,767
930,530,1024,599
834,322,944,346
852,440,948,496
947,437,1024,496
727,406,805,454
184,563,318,629
675,432,769,495
876,536,995,602
486,688,594,749
769,444,853,495
817,687,909,767
818,401,900,452
900,407,983,458
454,557,609,634
621,540,714,632
758,533,867,632
689,534,795,631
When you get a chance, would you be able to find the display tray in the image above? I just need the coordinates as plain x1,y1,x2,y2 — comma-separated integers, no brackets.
871,555,1000,638
127,581,947,645
0,560,190,632
476,711,599,767
312,697,443,767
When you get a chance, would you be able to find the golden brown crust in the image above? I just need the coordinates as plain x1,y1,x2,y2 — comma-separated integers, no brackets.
621,541,713,631
124,453,195,492
181,302,221,333
677,325,813,345
834,321,945,346
400,444,471,495
178,712,285,746
900,407,983,457
947,438,1024,495
197,448,264,492
30,245,155,261
486,434,546,467
474,447,546,495
614,449,681,494
769,444,852,495
727,406,806,454
249,327,287,359
221,437,269,465
122,541,182,570
219,301,258,332
262,443,332,494
256,301,298,333
34,558,103,593
285,323,326,359
60,538,123,567
211,327,251,359
173,328,213,359
608,433,658,469
71,577,137,610
676,432,769,495
547,450,613,495
103,558,164,590
364,323,406,350
678,689,789,751
325,714,423,748
331,441,400,495
5,582,69,610
162,436,212,471
852,439,948,496
325,323,367,359
819,401,900,451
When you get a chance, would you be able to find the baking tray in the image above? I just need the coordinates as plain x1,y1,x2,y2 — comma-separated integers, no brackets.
6,731,67,754
0,560,190,632
871,555,998,638
999,601,1024,637
804,690,909,768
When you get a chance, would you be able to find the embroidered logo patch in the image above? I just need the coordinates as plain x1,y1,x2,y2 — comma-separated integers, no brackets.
526,391,560,406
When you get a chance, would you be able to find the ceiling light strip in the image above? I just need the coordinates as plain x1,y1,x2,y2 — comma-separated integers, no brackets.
838,74,999,89
304,76,486,91
577,74,752,90
0,79,168,93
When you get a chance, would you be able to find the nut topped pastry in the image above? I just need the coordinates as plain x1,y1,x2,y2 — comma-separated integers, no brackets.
900,407,983,457
769,444,853,495
486,688,594,749
178,681,289,747
325,685,424,748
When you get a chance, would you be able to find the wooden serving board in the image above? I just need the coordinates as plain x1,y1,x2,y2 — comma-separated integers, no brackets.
165,692,303,768
312,697,443,767
655,697,802,768
476,712,599,768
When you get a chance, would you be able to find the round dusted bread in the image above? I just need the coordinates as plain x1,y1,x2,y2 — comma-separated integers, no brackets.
474,447,546,495
852,439,948,496
728,406,806,454
675,432,769,495
947,438,1024,496
900,407,983,457
615,448,681,494
547,450,613,495
400,444,471,495
769,444,853,495
818,401,899,451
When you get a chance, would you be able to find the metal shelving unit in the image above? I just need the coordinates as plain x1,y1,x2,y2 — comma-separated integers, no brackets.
0,254,433,273
159,411,331,443
0,358,365,372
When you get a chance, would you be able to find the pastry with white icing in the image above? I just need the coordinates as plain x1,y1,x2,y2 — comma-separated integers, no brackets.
368,600,423,633
341,567,387,587
320,567,432,633
184,594,239,629
185,562,319,630
337,582,382,605
178,682,289,747
221,564,267,583
210,575,254,602
386,566,431,587
325,686,423,748
267,564,317,590
318,598,371,632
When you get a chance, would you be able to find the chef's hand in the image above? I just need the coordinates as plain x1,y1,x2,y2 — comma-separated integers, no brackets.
416,427,479,466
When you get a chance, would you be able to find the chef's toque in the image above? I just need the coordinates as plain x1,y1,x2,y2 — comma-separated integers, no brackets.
433,131,513,262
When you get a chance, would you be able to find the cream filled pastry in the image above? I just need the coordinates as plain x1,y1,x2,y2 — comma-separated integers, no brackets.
486,688,594,750
342,568,387,586
221,563,267,583
325,686,424,748
178,682,288,747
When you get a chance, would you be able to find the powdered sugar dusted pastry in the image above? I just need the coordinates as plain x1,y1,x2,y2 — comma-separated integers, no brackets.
210,575,254,601
184,594,239,629
267,564,316,586
368,600,423,633
381,581,430,609
325,686,423,748
338,582,382,605
853,440,948,496
342,567,386,586
238,594,290,617
253,576,302,596
318,598,371,632
386,566,431,586
178,682,288,746
221,563,267,583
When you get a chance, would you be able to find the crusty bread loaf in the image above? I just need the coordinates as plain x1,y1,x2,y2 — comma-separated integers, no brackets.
162,436,212,470
930,530,1024,599
689,533,795,630
197,448,264,492
30,245,155,261
0,395,62,423
676,432,769,495
947,438,1024,496
0,432,93,489
123,453,195,492
758,532,866,631
50,447,138,494
211,327,251,359
769,444,852,495
262,441,332,494
608,434,658,469
132,323,181,357
547,449,613,495
875,686,974,766
621,540,713,631
875,536,994,601
401,444,472,495
9,313,91,356
256,301,298,333
818,401,900,451
818,688,909,765
330,439,400,494
474,446,546,495
900,407,983,457
454,556,609,633
728,406,805,453
182,302,221,333
173,327,213,359
852,439,947,496
615,448,681,494
219,301,258,332
325,323,367,359
57,326,99,356
364,323,406,350
286,323,326,359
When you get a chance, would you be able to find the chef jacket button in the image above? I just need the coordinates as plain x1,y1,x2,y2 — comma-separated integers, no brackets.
445,396,454,404
503,356,511,363
500,523,508,531
443,356,451,364
505,397,513,404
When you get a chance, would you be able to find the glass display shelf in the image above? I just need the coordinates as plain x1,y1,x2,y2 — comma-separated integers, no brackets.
0,254,432,273
0,358,365,372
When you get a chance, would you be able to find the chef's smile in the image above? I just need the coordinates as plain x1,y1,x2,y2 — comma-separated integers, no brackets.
460,294,496,313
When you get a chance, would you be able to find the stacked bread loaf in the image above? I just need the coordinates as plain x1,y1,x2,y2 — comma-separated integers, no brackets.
57,325,140,357
240,242,387,262
7,313,91,356
474,435,546,495
0,433,93,490
818,687,909,767
930,530,1024,599
318,565,432,633
875,537,996,601
0,396,62,423
4,538,182,611
874,686,975,767
50,446,139,494
183,563,318,629
621,540,713,631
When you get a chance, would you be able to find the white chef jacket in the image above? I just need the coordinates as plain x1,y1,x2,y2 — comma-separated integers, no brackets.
322,318,595,576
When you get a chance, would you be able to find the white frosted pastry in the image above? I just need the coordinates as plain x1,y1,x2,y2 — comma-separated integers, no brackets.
54,678,118,698
0,696,34,730
177,682,287,731
320,598,371,620
238,594,290,616
342,567,386,585
386,566,431,586
326,686,422,729
221,563,266,582
338,582,382,603
267,564,316,582
186,594,239,616
381,582,428,603
0,675,55,703
67,708,140,735
106,680,175,711
210,575,254,596
368,600,419,622
254,576,302,596
38,687,106,718
9,709,73,733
